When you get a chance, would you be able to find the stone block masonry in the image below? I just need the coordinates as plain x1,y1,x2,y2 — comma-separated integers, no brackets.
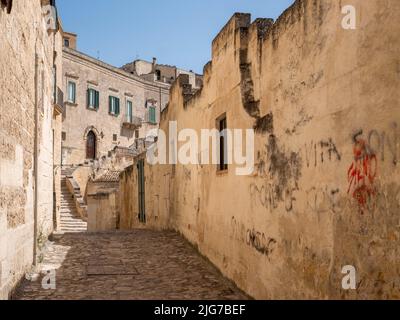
0,1,63,299
61,48,170,167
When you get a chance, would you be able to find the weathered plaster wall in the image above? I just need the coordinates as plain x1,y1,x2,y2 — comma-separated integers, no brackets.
87,181,119,232
53,28,64,232
120,0,400,299
62,49,170,166
0,1,61,299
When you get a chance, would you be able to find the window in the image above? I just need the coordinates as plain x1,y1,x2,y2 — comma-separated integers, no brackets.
109,96,120,116
62,132,66,141
218,115,228,172
67,81,76,103
113,134,118,142
87,88,99,109
1,0,13,14
127,100,133,123
149,106,156,124
155,70,161,81
64,38,70,47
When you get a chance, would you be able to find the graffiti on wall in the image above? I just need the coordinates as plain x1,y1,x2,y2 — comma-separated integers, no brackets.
304,138,342,168
230,217,277,260
365,123,398,166
246,229,277,259
250,182,296,213
347,130,378,213
306,186,344,215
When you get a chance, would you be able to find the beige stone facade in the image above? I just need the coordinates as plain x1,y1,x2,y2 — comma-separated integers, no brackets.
121,58,203,89
61,47,170,167
0,0,63,299
119,1,400,299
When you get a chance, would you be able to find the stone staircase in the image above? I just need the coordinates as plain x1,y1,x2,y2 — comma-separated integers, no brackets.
60,170,87,233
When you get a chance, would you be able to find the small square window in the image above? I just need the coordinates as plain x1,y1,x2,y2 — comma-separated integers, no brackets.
62,132,66,141
113,134,118,142
64,38,70,47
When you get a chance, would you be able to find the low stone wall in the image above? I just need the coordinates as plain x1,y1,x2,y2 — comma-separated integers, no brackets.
66,176,87,220
87,191,119,232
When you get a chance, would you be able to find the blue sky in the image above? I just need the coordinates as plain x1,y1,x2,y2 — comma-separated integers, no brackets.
57,0,295,74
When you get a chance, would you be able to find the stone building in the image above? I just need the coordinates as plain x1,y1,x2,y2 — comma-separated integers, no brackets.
121,58,203,89
119,1,400,299
0,0,63,299
61,39,171,167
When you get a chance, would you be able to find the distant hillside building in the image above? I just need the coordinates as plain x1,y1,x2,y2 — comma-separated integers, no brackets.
121,58,203,89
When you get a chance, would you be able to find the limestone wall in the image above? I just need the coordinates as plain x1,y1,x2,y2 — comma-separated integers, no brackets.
120,0,400,299
62,49,170,166
0,1,61,299
87,181,119,232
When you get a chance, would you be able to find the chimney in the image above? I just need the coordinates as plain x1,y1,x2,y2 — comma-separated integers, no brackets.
152,57,157,73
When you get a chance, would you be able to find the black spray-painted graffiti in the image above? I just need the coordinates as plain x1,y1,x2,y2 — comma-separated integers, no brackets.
250,183,296,213
304,138,342,168
230,218,277,259
306,186,344,215
246,229,277,258
364,123,398,166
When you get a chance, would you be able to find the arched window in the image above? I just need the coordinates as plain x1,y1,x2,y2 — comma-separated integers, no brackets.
86,131,96,160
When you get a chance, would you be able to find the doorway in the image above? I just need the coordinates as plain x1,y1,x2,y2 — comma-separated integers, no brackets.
86,130,96,160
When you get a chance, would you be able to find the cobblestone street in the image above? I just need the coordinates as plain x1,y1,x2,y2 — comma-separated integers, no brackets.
14,230,249,300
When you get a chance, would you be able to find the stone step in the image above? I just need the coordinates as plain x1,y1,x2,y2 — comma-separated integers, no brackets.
60,217,86,222
61,228,86,232
61,224,87,229
60,217,86,221
60,221,87,225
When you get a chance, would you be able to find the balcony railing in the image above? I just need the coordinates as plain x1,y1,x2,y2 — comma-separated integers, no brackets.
53,87,64,115
122,115,142,130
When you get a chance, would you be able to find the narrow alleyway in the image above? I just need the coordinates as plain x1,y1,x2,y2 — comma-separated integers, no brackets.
14,230,249,300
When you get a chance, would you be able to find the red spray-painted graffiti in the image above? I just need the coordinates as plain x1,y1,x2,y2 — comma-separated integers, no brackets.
347,133,378,213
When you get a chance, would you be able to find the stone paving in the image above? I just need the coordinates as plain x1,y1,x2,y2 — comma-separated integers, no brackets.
13,230,249,300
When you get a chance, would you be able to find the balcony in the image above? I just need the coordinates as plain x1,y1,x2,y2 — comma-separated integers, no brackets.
53,87,64,115
122,115,142,130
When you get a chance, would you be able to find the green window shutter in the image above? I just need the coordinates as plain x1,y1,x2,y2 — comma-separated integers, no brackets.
72,83,76,103
87,89,90,108
127,101,132,121
149,107,156,124
95,90,99,109
109,96,112,114
116,98,120,115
